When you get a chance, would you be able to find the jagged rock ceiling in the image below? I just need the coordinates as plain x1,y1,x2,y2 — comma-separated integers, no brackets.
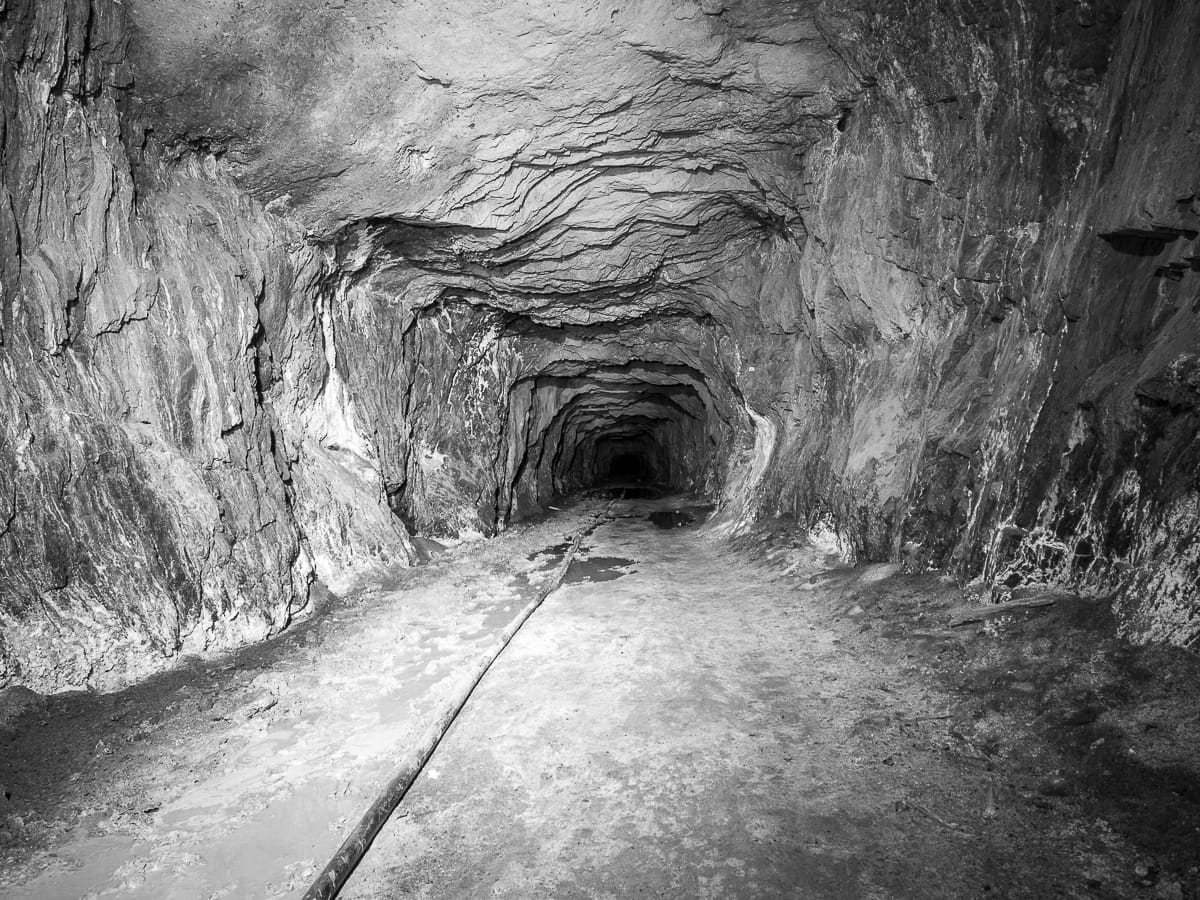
129,0,857,318
125,0,856,538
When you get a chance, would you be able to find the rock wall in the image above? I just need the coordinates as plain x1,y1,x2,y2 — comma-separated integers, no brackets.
0,0,413,691
748,0,1200,646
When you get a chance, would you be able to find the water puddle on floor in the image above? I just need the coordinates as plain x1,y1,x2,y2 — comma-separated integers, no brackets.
648,504,714,529
526,541,573,567
1,833,139,900
563,556,636,584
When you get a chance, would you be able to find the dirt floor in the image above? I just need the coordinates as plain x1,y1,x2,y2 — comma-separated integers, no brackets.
2,494,1199,899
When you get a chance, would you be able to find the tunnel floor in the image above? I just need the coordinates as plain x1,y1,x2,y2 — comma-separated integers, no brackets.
2,497,1199,898
338,501,1200,899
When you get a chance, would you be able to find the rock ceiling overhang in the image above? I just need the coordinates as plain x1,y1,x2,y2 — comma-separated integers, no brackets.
128,0,860,319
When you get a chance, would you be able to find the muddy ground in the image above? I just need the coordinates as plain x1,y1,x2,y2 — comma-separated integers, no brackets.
1,495,1198,899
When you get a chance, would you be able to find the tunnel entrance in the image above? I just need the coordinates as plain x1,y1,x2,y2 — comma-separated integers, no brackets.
595,435,665,489
501,362,738,524
593,438,667,499
607,452,650,484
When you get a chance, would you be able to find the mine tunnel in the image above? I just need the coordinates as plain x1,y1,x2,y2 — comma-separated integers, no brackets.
598,443,660,487
499,360,730,525
2,1,1200,898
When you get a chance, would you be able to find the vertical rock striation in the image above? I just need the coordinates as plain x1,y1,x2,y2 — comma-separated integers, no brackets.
0,0,413,691
752,0,1200,645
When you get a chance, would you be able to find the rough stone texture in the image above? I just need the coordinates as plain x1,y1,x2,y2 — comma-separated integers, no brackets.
1,0,1198,690
754,0,1200,647
0,0,414,691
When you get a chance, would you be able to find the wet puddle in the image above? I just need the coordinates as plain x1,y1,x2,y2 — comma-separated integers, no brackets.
2,833,139,900
563,556,636,584
649,505,714,529
527,540,573,566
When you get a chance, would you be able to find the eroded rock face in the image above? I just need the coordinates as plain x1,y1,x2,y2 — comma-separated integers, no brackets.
767,0,1200,647
0,0,414,690
1,0,1197,689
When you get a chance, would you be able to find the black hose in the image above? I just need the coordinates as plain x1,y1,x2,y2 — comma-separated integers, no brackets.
302,518,597,900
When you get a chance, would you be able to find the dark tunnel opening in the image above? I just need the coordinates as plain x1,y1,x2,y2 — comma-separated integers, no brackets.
500,360,738,524
592,434,668,490
607,452,651,483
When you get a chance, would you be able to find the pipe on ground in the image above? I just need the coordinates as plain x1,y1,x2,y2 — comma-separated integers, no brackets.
303,513,602,900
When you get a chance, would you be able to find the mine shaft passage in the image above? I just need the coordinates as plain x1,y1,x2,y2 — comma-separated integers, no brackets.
592,432,668,488
5,0,1200,896
499,359,740,527
602,448,657,485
